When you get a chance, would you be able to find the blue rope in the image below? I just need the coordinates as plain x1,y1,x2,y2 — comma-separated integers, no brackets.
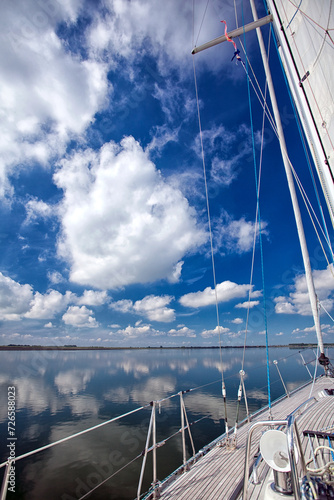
241,1,271,409
261,0,333,262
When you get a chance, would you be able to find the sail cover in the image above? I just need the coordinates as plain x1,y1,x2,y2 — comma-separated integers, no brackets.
267,0,334,223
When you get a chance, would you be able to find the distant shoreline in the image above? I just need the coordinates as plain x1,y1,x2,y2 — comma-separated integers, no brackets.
0,343,333,351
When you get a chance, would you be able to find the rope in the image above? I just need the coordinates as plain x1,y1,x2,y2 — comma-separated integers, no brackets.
194,0,211,48
286,91,334,257
262,0,334,250
290,164,334,270
240,26,271,402
192,51,229,437
241,2,271,412
238,6,334,270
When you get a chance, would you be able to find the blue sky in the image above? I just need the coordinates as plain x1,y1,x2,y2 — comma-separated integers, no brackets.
0,0,333,347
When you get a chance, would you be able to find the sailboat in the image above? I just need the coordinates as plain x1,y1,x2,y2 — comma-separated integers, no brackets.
0,2,333,500
145,1,334,499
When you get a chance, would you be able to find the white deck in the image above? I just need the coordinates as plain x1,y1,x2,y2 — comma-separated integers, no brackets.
157,376,334,500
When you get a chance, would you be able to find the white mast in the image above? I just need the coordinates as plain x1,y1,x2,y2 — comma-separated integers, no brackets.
192,6,329,364
248,0,326,360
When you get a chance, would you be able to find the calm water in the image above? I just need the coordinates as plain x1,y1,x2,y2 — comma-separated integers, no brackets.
0,347,330,500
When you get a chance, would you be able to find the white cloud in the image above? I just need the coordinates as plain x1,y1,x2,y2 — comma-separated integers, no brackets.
146,124,180,155
232,317,243,324
111,324,162,339
275,265,334,316
76,290,109,306
0,0,109,198
152,82,186,122
214,211,268,255
235,300,260,309
47,271,66,285
168,326,196,337
274,297,296,314
111,300,133,314
24,198,53,224
133,295,175,322
169,261,184,284
87,0,195,70
201,326,230,338
180,281,251,308
62,306,98,328
0,273,82,322
25,290,74,319
111,294,175,323
0,273,33,320
55,137,206,289
193,124,259,188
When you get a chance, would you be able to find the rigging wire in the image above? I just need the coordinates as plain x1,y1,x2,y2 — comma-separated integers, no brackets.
319,300,334,323
263,0,334,250
234,23,273,441
194,0,211,48
192,53,229,438
235,2,334,265
238,22,334,268
293,109,334,261
241,29,271,375
290,166,334,274
262,1,334,264
241,2,272,413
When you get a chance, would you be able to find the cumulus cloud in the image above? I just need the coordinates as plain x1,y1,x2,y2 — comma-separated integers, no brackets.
168,326,196,337
54,137,206,289
274,265,334,316
201,326,230,338
111,294,175,323
292,324,332,336
0,272,109,324
179,281,251,308
76,290,109,306
0,0,109,198
87,0,196,70
0,272,74,321
110,324,162,339
235,300,260,309
111,300,133,314
232,317,243,324
25,290,74,319
133,295,175,322
0,273,33,320
62,306,99,328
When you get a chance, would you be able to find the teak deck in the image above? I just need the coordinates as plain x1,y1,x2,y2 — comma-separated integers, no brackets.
157,376,334,500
